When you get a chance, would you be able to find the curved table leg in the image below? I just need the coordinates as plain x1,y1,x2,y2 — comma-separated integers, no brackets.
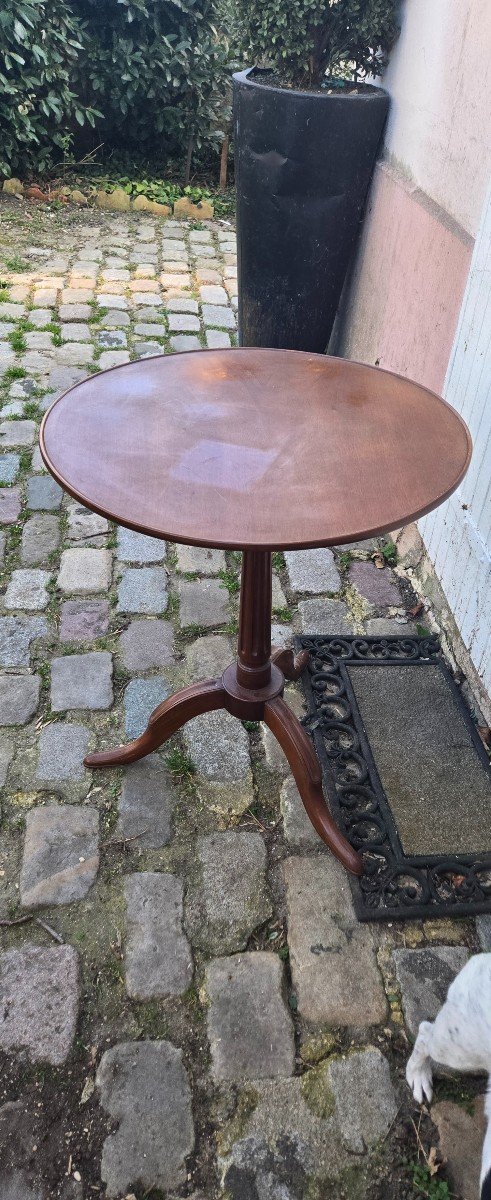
264,696,363,876
84,677,226,768
271,647,309,681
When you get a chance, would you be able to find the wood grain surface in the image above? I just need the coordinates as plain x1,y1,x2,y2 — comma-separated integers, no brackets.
40,348,472,551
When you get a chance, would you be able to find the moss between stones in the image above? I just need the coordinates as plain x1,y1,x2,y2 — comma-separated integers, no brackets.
216,1087,259,1157
344,582,371,629
300,1061,336,1120
300,1030,337,1065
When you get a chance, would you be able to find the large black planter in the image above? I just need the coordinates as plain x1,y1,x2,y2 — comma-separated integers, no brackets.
233,68,389,352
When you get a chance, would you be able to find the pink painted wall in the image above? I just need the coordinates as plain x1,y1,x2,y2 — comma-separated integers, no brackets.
335,163,473,394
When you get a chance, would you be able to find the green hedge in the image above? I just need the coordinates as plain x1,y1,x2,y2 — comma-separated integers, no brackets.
0,0,398,178
237,0,399,87
0,0,231,177
0,0,97,176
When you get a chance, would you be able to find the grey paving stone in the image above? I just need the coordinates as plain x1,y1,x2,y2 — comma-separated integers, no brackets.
183,709,253,814
134,342,162,359
54,342,94,366
36,722,90,782
0,615,48,667
205,329,232,349
280,777,324,850
205,953,295,1081
298,598,353,634
117,526,167,563
59,599,110,642
189,230,212,244
348,560,401,608
327,1048,398,1153
2,402,24,418
21,514,60,566
124,676,171,739
116,755,177,848
0,530,5,563
167,313,200,332
97,1041,194,1198
476,914,491,951
189,831,272,953
170,335,201,352
0,321,16,339
60,323,91,342
117,566,168,614
100,309,130,328
199,284,228,304
57,548,112,594
284,855,387,1026
201,304,236,328
119,618,174,672
20,805,99,907
30,445,45,471
124,873,193,998
134,306,164,323
178,577,229,628
58,304,92,321
25,331,53,351
48,365,86,392
97,329,128,349
0,454,19,483
432,1097,486,1200
218,1081,345,1198
134,322,165,337
392,946,470,1038
51,651,113,711
0,944,79,1064
0,420,36,447
176,543,226,575
99,349,130,369
365,617,416,636
0,1171,44,1200
184,633,231,680
5,569,50,610
261,688,304,774
26,475,63,511
66,502,109,542
0,733,14,785
0,487,21,525
165,298,199,314
271,622,293,649
0,675,40,725
0,303,25,319
285,548,341,594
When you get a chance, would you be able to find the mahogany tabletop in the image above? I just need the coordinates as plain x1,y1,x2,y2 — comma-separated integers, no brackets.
40,348,471,551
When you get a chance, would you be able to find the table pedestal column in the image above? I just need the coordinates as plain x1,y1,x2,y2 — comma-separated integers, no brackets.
85,548,362,876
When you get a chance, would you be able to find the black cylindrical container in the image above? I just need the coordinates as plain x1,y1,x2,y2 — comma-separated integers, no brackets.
233,68,389,352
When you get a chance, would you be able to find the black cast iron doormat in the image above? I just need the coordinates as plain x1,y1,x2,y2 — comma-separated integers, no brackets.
296,633,491,922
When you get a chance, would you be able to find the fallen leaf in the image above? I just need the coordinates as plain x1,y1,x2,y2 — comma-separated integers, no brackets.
408,602,424,617
371,552,385,569
80,1076,95,1105
427,1146,440,1176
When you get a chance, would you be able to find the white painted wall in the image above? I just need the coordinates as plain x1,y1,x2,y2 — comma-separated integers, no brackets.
419,180,491,700
383,0,491,236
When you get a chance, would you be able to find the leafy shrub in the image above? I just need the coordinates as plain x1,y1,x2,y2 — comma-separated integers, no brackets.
0,0,98,176
236,0,400,87
72,0,232,174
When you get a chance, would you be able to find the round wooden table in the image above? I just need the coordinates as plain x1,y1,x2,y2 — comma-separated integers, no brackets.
40,349,472,877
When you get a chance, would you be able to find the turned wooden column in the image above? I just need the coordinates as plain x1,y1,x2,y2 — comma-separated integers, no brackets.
236,550,272,690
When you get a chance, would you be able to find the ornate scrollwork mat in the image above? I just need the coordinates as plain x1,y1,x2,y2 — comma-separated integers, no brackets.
296,634,491,921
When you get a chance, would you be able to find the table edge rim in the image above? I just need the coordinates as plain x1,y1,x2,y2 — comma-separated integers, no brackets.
39,347,473,552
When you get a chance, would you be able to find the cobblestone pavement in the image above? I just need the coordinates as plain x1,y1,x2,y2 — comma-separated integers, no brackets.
0,198,488,1200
